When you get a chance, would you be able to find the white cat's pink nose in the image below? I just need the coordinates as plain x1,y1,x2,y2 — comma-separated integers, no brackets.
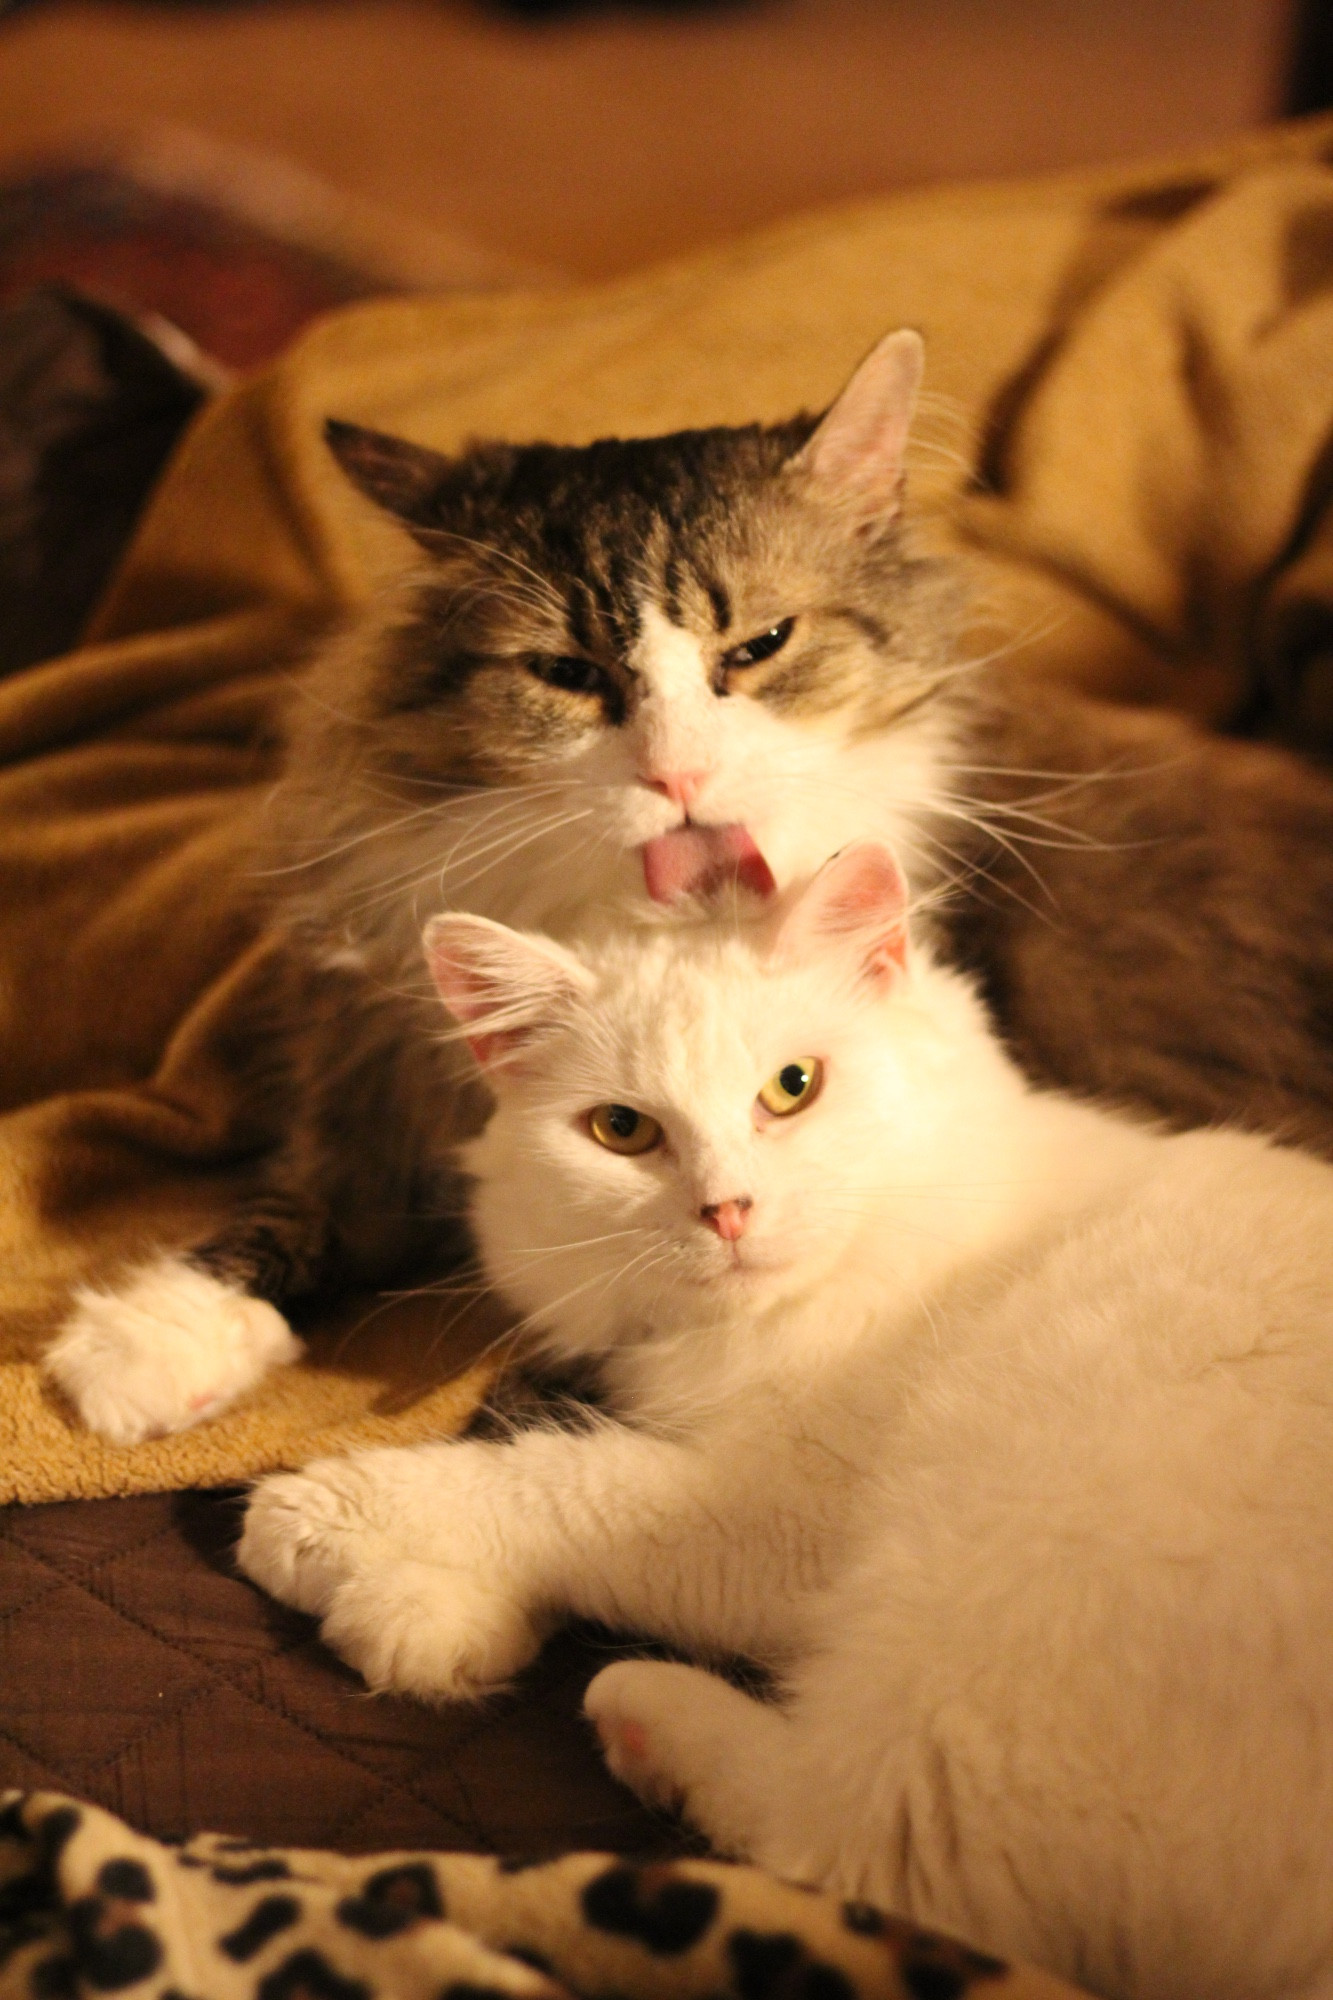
700,1197,753,1241
642,769,709,809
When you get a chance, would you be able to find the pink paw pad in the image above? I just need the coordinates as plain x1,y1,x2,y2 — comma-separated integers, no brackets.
596,1713,649,1763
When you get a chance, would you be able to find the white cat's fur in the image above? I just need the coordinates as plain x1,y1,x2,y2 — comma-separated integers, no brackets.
239,844,1333,2000
46,331,961,1443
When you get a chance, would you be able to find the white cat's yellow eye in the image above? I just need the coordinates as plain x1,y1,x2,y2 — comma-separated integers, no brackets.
757,1059,823,1118
588,1104,664,1156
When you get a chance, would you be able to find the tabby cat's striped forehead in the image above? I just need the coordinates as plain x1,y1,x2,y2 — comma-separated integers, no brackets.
329,415,819,653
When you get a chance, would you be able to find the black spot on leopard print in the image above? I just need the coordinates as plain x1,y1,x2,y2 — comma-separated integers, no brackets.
28,1953,78,1999
219,1896,302,1962
0,1798,28,1842
439,1984,528,2000
727,1930,855,2000
258,1947,370,2000
36,1810,81,1874
67,1892,162,1990
96,1861,154,1904
840,1903,1006,1996
0,1862,49,1933
900,1963,967,2000
580,1864,719,1955
3,1919,57,1977
896,1938,1007,2000
504,1946,554,1977
212,1859,294,1887
337,1863,444,1939
495,1857,547,1876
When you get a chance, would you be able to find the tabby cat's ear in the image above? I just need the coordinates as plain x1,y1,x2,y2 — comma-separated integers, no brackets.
790,329,923,527
324,418,454,530
773,842,910,987
423,914,593,1071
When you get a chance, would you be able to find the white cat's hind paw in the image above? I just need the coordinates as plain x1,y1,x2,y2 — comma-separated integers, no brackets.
320,1564,543,1702
586,1660,787,1857
44,1256,301,1445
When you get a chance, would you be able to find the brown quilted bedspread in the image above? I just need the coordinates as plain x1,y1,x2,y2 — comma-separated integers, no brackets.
0,1491,680,1857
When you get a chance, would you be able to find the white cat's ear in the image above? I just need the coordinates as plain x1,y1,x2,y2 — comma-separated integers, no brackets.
773,843,910,987
790,329,923,528
423,914,592,1071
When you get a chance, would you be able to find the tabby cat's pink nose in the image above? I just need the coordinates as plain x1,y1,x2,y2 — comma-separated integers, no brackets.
643,769,708,809
700,1197,753,1241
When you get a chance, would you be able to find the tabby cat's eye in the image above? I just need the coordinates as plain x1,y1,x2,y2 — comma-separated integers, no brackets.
588,1103,665,1155
724,618,796,670
529,655,609,698
757,1058,823,1118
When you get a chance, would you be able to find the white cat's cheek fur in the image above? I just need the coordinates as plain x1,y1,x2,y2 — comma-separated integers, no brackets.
43,1256,300,1444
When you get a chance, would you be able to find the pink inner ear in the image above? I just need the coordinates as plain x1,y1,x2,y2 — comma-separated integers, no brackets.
423,947,509,1068
422,913,584,1072
776,843,910,983
815,849,907,933
423,934,493,1029
798,329,923,521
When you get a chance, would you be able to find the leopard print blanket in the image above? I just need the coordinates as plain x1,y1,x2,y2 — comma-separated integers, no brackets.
0,1792,1081,2000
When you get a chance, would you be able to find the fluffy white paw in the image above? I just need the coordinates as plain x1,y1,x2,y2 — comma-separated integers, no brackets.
44,1256,301,1444
585,1660,698,1813
586,1659,786,1860
239,1456,543,1699
321,1563,542,1701
238,1464,391,1617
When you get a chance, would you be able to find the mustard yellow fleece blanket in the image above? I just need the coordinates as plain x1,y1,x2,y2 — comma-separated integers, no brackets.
5,115,1333,1502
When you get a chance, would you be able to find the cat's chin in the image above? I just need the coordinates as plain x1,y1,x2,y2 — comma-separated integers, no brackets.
680,1254,797,1298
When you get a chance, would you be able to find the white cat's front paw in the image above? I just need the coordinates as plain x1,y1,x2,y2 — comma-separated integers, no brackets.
44,1256,301,1444
240,1455,543,1699
320,1563,542,1701
239,1462,395,1616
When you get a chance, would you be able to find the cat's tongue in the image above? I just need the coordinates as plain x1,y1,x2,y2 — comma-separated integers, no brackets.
641,824,776,905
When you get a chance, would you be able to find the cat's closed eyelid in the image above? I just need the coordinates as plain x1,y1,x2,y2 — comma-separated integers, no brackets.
721,616,797,675
520,653,628,725
526,654,607,695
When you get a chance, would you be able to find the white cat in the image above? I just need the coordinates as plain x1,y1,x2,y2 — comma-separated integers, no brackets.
240,842,1333,2000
